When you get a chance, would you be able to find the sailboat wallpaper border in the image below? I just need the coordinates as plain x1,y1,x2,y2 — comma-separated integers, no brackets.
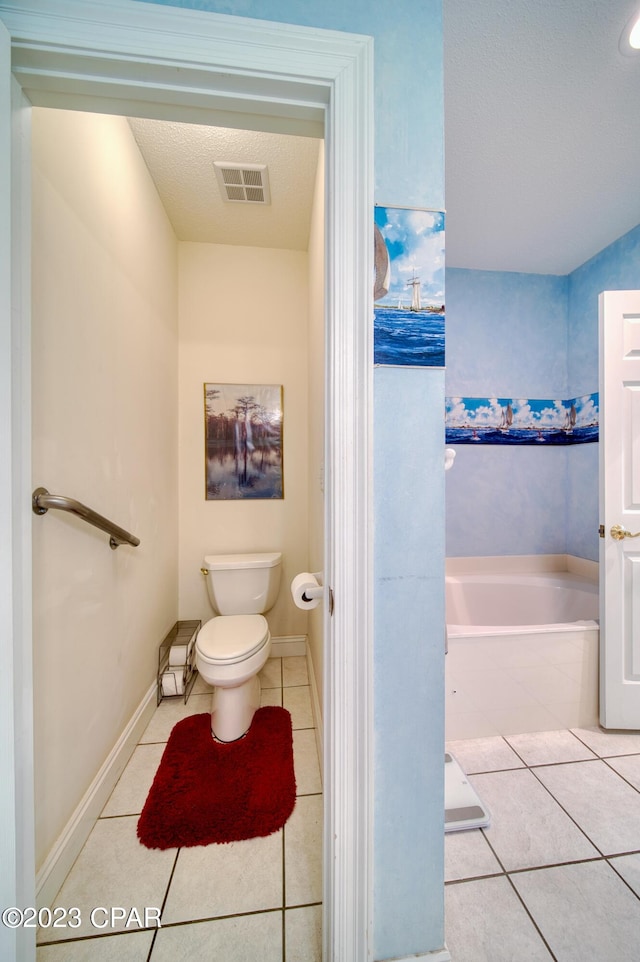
445,393,599,445
373,205,445,368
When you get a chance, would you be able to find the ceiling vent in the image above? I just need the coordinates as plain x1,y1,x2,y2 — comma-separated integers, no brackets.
213,162,271,204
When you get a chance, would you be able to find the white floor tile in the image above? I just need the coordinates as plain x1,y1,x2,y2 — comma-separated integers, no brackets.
150,911,283,962
505,729,597,767
283,685,314,729
259,657,282,689
37,930,154,961
283,656,309,687
571,726,640,757
39,817,175,942
512,860,640,962
191,673,212,695
260,686,282,708
285,794,323,906
470,769,598,870
446,736,525,774
139,693,211,744
605,752,640,792
609,853,640,896
101,743,165,817
534,760,640,855
162,831,283,924
445,876,553,961
39,672,324,959
444,829,502,882
285,904,322,962
293,728,322,795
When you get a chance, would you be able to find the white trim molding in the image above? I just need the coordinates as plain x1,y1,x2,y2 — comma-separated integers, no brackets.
0,3,374,960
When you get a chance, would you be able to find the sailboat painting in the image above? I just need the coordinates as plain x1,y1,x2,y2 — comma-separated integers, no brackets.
374,206,445,367
204,383,284,499
445,393,599,445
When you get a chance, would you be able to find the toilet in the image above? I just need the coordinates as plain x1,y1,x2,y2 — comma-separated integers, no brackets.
196,551,282,742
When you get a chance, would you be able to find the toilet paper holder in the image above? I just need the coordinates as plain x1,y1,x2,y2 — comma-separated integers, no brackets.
302,583,323,602
291,572,334,615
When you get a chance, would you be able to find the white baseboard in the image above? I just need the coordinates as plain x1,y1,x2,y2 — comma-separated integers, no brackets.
36,681,158,910
381,949,451,962
306,643,323,779
270,634,307,657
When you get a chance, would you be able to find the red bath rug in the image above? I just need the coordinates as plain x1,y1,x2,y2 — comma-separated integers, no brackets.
137,707,296,849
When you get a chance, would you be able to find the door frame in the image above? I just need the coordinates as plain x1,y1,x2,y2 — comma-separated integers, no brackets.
0,2,374,959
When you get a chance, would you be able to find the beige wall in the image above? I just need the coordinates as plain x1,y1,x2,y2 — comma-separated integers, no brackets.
177,242,312,637
31,108,179,869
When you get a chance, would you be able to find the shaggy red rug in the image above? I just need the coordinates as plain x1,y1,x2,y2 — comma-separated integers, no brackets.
137,707,296,849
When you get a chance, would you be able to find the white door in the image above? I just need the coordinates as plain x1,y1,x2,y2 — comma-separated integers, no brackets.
599,290,640,729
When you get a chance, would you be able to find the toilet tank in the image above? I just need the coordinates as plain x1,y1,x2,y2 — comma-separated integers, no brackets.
202,552,282,615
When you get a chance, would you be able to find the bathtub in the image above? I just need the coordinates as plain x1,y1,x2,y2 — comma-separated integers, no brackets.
445,561,599,740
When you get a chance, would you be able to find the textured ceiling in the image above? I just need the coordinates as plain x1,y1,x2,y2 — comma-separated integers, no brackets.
128,118,320,251
445,0,640,274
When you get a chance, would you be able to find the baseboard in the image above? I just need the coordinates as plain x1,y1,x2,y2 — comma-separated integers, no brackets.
306,643,323,780
36,680,158,910
270,634,307,657
378,949,451,962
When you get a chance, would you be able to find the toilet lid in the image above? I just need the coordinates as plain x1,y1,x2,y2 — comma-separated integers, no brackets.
196,614,269,665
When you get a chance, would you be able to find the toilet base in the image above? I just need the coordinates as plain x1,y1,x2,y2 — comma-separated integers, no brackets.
210,674,261,742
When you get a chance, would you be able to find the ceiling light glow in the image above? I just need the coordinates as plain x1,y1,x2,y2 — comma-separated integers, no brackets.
620,9,640,54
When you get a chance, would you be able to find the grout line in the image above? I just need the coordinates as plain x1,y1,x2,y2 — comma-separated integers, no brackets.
526,763,608,858
504,872,559,962
605,854,640,904
600,756,640,796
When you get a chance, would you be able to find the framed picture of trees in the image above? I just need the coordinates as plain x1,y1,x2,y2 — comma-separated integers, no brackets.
204,383,284,500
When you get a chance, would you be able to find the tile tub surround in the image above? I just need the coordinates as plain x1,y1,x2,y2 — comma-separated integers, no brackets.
445,727,640,962
37,657,322,962
445,554,599,740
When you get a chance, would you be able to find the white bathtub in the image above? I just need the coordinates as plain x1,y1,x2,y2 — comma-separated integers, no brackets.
445,562,599,740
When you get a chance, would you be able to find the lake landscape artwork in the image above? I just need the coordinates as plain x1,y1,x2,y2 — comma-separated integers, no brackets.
374,206,445,367
204,383,284,500
445,393,599,445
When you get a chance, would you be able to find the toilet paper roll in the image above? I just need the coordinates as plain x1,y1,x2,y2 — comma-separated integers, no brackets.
161,669,184,697
291,572,323,610
169,637,194,667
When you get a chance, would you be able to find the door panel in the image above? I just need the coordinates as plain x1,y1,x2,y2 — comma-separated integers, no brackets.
599,290,640,729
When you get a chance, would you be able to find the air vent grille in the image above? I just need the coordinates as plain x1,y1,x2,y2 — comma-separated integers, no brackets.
213,162,271,204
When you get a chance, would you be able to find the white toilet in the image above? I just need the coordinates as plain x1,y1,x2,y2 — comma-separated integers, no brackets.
196,551,282,742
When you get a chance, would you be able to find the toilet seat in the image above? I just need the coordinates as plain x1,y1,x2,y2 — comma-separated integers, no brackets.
196,614,269,666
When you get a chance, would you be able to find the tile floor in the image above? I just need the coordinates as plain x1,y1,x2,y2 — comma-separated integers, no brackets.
37,656,322,962
445,726,640,961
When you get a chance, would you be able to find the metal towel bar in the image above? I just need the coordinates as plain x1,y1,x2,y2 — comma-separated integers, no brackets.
32,487,140,550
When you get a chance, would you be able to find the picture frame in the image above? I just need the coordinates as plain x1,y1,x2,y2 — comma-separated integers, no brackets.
204,383,284,499
374,205,445,367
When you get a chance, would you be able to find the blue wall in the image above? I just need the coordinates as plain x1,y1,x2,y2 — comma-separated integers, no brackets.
445,269,570,557
446,224,640,563
138,2,447,959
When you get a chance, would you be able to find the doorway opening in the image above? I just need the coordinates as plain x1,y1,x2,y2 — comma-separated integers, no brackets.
31,103,327,953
